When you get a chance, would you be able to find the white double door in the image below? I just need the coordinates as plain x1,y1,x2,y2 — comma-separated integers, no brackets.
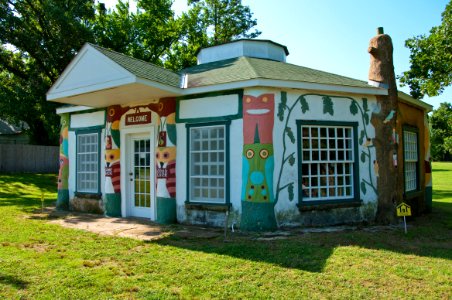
124,131,155,219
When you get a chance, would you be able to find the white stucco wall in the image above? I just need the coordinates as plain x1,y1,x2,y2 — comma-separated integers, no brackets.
70,110,105,128
178,94,239,120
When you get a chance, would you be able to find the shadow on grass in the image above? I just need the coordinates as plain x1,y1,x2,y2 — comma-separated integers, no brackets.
0,273,28,290
152,201,452,273
0,173,57,212
3,173,451,274
432,189,452,200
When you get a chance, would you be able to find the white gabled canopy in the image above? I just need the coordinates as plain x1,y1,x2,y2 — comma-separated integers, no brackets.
47,44,182,107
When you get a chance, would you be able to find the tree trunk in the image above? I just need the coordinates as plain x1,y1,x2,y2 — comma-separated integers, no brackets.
368,29,401,224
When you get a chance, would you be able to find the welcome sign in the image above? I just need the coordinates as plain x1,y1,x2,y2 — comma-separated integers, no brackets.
125,111,152,125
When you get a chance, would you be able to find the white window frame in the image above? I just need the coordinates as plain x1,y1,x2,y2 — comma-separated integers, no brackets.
76,131,100,194
187,122,229,204
403,128,419,193
297,121,359,204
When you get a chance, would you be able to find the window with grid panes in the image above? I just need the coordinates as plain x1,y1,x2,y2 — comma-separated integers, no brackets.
298,122,357,202
188,124,227,204
403,129,418,192
76,132,99,193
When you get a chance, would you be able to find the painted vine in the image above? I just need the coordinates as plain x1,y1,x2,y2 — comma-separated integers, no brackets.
275,92,377,204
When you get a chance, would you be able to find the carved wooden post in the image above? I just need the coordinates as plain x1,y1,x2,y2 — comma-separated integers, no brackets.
368,27,401,224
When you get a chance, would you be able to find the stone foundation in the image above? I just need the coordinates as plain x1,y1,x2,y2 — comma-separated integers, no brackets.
69,197,104,214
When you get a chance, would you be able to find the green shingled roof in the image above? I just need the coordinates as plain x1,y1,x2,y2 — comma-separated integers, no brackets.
88,43,181,88
182,56,372,89
89,43,374,90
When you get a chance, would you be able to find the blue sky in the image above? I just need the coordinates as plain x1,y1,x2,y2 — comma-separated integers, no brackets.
103,0,451,109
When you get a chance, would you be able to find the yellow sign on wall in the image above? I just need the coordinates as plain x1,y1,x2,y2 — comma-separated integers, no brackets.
396,202,412,217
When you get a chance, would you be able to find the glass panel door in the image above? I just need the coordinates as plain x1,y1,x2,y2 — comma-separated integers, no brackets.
133,138,151,208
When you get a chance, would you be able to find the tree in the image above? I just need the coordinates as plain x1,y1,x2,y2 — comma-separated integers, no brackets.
430,102,452,161
400,1,452,99
0,0,180,144
0,0,261,144
92,0,181,65
164,0,261,70
0,0,96,145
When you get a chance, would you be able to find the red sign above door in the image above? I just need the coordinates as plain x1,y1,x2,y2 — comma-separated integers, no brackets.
125,111,152,126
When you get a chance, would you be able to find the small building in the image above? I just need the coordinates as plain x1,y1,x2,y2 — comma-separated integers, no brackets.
0,119,29,144
47,31,432,230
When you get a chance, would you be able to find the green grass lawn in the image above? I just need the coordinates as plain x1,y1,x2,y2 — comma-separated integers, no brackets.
0,164,451,299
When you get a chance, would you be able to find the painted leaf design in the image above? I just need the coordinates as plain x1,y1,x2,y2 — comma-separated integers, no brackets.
288,154,295,166
286,127,295,144
281,91,287,106
277,102,285,121
278,92,288,121
361,152,366,163
359,130,365,145
322,96,334,116
362,98,369,112
363,113,370,125
288,183,294,201
350,101,358,115
361,181,367,195
299,96,309,113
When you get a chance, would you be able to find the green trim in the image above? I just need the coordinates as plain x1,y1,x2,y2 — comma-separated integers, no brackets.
296,120,360,207
75,128,102,195
69,125,105,132
105,193,121,217
297,200,362,211
74,192,102,199
185,202,231,212
424,186,432,212
240,201,277,231
56,189,70,210
176,89,243,123
69,108,106,115
156,197,177,224
185,120,231,205
402,125,421,196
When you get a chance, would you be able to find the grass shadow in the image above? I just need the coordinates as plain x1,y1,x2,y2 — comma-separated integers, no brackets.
0,273,28,290
152,200,452,273
432,189,452,200
2,173,451,275
0,173,57,212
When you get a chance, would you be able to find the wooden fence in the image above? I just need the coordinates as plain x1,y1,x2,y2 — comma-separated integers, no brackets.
0,144,59,173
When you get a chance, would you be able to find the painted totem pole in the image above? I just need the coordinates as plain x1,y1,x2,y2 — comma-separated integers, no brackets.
154,98,177,224
424,115,433,212
105,105,127,217
241,94,277,231
368,27,401,224
56,114,70,210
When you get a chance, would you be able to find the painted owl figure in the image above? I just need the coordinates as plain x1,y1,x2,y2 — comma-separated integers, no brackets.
155,147,176,198
107,105,127,148
242,143,274,202
105,149,121,193
243,94,274,144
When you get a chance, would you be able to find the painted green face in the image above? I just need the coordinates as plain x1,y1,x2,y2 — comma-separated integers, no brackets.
242,143,274,203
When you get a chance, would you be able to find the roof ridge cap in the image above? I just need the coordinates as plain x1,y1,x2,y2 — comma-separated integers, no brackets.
242,56,260,78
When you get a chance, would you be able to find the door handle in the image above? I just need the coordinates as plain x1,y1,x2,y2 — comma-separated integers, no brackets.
129,172,133,176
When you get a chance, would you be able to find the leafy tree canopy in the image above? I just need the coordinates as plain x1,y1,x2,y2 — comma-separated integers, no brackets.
400,1,452,99
92,0,180,65
164,0,261,70
430,102,452,161
0,0,96,145
0,0,260,145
